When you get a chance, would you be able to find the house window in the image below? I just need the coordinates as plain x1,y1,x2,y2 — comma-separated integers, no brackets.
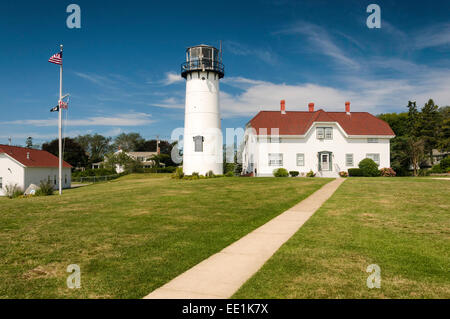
193,135,204,152
316,128,324,139
317,127,332,139
54,175,57,185
345,154,354,166
0,177,3,189
368,138,379,143
268,153,283,166
296,153,305,166
366,153,380,165
65,175,67,184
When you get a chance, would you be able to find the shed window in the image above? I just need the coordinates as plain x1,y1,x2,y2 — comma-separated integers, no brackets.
193,135,204,152
0,177,3,189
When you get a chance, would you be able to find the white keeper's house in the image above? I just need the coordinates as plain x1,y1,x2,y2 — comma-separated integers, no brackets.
242,101,395,177
0,145,72,196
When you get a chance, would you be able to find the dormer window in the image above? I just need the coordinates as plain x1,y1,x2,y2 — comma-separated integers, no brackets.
193,135,204,152
317,127,332,140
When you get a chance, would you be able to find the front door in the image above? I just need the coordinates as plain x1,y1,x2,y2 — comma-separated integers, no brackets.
318,151,332,171
321,154,329,171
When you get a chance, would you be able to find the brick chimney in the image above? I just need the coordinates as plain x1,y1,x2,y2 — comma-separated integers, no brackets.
345,101,350,114
308,102,314,112
280,100,286,114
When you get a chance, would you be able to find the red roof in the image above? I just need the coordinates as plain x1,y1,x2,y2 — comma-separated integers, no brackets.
248,109,395,136
0,145,72,168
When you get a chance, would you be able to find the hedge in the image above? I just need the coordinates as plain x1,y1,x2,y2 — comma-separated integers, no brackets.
348,168,363,176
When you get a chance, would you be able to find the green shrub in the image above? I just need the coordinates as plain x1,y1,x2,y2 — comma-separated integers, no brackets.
172,167,184,179
440,156,450,172
5,184,24,199
225,171,234,177
289,171,299,177
306,170,316,177
430,164,443,174
380,167,396,177
418,168,430,176
358,158,380,177
224,163,236,175
206,170,215,178
35,180,54,196
192,172,199,177
348,168,363,176
273,168,289,177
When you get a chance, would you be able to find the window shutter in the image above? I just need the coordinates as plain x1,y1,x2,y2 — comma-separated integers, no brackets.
318,153,321,171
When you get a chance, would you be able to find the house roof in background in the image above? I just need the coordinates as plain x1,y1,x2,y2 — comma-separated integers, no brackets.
248,109,395,136
0,145,72,168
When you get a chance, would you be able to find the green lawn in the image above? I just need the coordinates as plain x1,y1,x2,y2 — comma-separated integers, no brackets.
233,178,450,299
0,174,330,298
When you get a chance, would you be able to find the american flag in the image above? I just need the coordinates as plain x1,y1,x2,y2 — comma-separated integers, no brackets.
59,100,68,109
48,51,62,65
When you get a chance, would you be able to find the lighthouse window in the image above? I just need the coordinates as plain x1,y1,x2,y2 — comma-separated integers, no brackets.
193,136,204,152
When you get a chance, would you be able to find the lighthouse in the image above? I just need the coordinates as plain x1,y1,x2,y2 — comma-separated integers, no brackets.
181,44,224,175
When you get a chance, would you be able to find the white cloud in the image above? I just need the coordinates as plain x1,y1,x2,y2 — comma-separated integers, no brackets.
162,72,184,85
151,97,185,109
219,70,450,118
224,41,278,65
275,21,360,69
3,112,155,127
414,22,450,49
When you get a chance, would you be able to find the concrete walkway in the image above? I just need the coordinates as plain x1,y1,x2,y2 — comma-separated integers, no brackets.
144,178,345,299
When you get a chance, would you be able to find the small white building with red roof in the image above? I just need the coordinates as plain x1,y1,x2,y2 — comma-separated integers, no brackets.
242,101,395,177
0,145,72,196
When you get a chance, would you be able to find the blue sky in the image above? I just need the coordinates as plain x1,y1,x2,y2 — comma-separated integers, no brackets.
0,0,449,146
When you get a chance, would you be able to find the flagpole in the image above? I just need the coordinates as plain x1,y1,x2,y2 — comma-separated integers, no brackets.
58,44,63,195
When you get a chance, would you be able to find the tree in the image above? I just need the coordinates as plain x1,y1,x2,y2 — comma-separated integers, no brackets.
390,136,410,175
113,133,145,152
377,112,409,136
438,106,450,152
407,100,420,137
407,137,425,176
25,137,33,148
42,138,88,168
75,134,113,164
136,139,174,155
418,99,441,164
104,151,142,173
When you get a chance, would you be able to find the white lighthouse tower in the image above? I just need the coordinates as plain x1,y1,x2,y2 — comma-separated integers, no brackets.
181,44,224,175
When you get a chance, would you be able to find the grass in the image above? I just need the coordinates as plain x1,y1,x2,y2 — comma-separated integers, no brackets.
233,177,450,299
0,173,330,298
